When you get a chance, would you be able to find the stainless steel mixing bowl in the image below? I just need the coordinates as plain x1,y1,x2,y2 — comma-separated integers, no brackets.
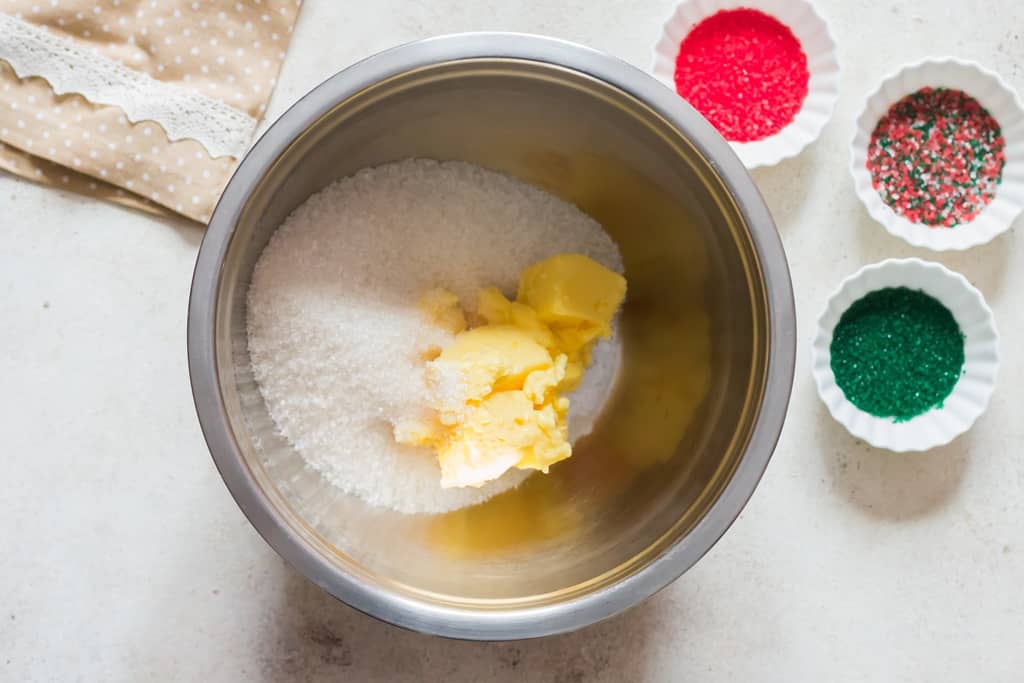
188,33,795,640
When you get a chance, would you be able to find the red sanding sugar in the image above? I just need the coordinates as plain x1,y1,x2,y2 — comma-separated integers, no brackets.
674,8,809,142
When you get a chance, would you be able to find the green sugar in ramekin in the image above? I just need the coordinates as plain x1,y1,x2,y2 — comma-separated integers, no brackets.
830,287,964,422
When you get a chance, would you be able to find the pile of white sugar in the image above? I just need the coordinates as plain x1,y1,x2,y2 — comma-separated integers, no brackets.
247,159,623,514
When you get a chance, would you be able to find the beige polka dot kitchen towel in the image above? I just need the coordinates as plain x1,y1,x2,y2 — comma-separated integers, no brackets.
0,0,301,223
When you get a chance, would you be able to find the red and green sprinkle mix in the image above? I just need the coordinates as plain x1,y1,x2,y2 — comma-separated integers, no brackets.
673,8,809,143
867,87,1006,227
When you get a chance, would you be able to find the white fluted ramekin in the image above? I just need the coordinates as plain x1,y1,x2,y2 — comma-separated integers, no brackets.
851,58,1024,251
652,0,840,168
812,258,998,452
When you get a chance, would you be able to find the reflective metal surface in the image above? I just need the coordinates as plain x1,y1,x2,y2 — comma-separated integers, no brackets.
188,33,795,639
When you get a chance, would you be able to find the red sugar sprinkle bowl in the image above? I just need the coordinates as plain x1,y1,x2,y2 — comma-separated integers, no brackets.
674,8,809,143
652,0,840,168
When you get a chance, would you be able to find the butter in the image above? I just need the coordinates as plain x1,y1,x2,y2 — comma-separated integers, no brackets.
396,254,626,488
419,287,467,334
434,391,572,489
518,253,627,352
434,325,554,401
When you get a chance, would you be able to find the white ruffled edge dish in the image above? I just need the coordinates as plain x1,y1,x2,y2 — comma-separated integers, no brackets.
652,0,840,169
811,258,999,452
851,58,1024,251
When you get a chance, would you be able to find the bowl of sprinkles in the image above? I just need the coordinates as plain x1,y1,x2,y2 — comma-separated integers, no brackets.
851,58,1024,250
812,259,998,452
652,0,840,168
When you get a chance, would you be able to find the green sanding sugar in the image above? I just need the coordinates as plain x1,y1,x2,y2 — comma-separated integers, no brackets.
830,287,964,422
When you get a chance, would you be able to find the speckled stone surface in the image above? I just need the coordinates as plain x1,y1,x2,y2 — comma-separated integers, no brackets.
4,1,1024,680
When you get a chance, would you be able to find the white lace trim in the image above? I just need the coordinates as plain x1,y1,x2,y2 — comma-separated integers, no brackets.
0,13,256,158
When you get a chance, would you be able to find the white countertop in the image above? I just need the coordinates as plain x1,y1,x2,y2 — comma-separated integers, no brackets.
4,1,1024,680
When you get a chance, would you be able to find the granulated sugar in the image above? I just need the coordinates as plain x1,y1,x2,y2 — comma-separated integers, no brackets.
247,159,623,514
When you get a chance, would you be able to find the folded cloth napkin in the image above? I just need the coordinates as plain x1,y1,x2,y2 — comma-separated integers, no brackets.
0,0,301,223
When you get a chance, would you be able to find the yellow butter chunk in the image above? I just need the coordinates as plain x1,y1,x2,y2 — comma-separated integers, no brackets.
396,253,626,488
419,287,467,334
436,391,572,489
432,325,555,403
518,253,628,353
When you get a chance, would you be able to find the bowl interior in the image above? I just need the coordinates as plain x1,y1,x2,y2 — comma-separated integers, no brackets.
211,58,772,608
